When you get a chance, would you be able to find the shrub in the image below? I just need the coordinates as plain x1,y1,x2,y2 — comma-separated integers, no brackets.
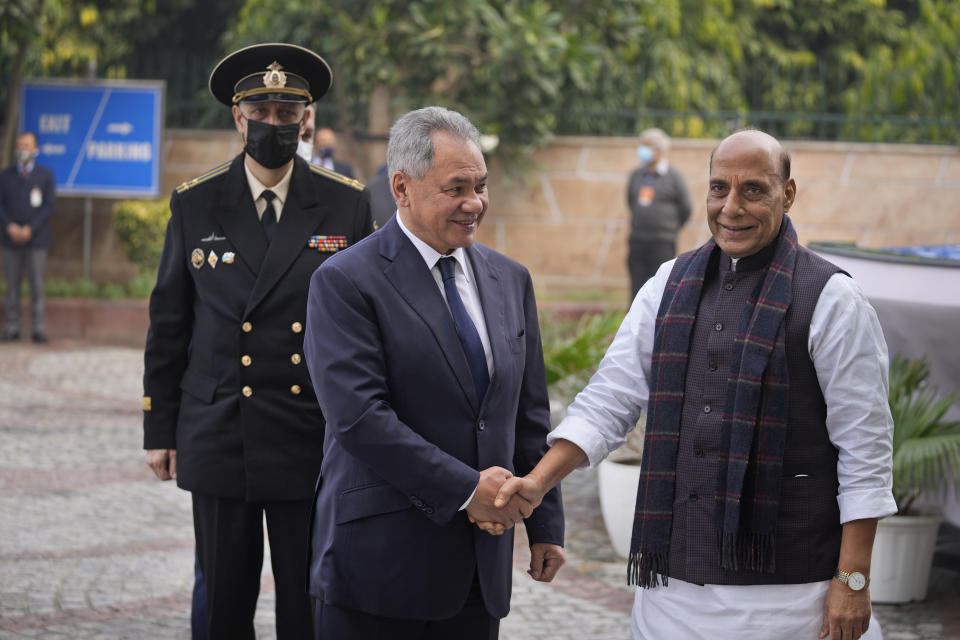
113,198,170,275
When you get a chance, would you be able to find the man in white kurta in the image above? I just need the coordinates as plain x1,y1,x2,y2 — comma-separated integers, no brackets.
491,130,896,640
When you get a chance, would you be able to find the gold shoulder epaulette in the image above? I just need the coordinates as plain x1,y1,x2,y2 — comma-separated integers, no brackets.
308,162,365,191
176,160,232,194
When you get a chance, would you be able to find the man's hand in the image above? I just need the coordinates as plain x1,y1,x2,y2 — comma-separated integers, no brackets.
528,543,564,582
819,579,871,639
466,466,534,533
146,449,177,481
494,475,547,512
6,223,28,244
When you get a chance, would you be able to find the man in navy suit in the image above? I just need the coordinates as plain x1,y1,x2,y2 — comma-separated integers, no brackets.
1,131,56,343
304,106,565,639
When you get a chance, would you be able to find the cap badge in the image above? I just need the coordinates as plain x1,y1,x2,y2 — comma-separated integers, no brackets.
191,248,204,269
263,61,288,89
208,250,218,269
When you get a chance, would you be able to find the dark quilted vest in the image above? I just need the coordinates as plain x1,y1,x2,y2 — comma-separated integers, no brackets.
666,245,845,585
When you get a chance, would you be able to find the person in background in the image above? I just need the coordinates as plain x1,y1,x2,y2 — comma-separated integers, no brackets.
142,42,373,639
364,162,396,229
494,129,895,640
312,127,355,178
297,103,317,162
626,127,691,299
1,131,56,343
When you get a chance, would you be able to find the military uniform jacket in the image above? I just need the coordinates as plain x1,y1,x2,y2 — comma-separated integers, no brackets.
143,154,373,502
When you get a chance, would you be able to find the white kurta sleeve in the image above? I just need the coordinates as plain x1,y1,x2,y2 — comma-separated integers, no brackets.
547,260,674,468
809,273,898,523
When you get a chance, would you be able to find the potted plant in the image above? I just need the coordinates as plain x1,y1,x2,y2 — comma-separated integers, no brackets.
870,354,960,603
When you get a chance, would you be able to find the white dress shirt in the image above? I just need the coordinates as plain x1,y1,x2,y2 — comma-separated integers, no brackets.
549,256,896,640
244,162,293,222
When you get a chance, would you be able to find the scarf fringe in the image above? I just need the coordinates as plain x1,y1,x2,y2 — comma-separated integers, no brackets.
718,530,776,573
628,551,669,588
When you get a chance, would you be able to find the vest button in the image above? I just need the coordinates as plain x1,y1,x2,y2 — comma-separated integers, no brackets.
709,362,718,371
703,405,712,414
695,448,704,457
714,322,723,331
242,321,253,333
725,282,734,291
689,493,699,501
242,386,253,397
477,420,486,431
241,355,252,366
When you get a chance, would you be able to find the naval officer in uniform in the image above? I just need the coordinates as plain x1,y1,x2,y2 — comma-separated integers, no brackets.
142,43,373,639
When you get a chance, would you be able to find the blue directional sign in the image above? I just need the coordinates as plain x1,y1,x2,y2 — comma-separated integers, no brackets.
20,80,165,198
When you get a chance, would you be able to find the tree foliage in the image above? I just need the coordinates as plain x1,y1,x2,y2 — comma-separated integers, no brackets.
2,0,957,168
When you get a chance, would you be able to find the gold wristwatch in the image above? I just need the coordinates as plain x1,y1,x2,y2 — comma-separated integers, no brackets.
834,568,869,591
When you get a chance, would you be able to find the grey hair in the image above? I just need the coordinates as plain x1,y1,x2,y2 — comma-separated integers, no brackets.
387,106,481,180
640,127,671,152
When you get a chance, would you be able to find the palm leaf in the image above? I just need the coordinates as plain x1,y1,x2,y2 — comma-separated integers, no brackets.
888,354,960,514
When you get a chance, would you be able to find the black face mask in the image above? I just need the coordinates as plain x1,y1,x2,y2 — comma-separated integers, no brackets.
243,117,300,169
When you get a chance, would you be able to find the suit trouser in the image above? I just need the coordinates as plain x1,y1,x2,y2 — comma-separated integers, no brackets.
192,492,313,640
627,238,675,300
3,246,45,334
314,570,499,640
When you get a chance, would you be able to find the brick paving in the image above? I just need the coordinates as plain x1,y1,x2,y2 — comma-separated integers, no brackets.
1,340,958,639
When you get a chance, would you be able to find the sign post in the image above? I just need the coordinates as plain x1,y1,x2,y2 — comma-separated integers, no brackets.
20,80,165,278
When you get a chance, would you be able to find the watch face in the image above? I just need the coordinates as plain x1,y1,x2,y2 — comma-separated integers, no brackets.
849,572,867,591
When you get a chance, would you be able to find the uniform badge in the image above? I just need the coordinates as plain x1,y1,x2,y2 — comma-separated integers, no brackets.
264,61,287,88
191,248,205,269
208,250,218,269
222,252,236,264
201,232,227,242
308,235,348,253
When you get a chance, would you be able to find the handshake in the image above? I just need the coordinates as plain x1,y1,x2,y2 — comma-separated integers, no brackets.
465,465,547,536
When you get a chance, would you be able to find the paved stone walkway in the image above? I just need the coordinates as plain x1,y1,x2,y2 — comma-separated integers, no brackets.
1,340,958,639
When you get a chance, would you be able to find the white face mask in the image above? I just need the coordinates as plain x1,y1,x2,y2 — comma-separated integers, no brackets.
296,139,313,162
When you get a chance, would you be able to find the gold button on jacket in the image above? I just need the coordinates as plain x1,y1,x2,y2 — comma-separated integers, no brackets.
290,353,302,365
291,321,303,333
242,321,253,333
242,385,253,397
241,355,252,366
290,384,302,395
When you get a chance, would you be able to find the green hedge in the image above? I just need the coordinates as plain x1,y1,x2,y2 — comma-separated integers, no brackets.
113,198,170,274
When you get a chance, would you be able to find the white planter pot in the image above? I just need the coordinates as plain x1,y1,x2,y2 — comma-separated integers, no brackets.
869,513,943,603
598,458,642,558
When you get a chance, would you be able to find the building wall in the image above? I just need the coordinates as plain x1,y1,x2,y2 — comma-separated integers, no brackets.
17,132,960,304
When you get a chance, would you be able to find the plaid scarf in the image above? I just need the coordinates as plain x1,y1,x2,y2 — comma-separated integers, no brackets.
628,217,798,587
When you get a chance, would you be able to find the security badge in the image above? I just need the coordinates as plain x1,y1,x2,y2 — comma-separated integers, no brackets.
309,235,347,253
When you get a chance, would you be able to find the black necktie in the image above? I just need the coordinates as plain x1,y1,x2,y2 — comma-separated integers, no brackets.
260,190,277,242
438,257,489,403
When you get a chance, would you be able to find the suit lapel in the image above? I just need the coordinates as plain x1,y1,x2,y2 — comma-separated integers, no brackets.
380,220,481,411
212,155,267,277
244,158,329,317
468,245,507,405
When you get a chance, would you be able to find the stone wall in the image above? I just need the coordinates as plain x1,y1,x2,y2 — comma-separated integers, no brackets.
477,137,960,302
7,132,959,305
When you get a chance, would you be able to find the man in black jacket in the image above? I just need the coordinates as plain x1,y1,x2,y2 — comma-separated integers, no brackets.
1,131,56,343
142,43,373,639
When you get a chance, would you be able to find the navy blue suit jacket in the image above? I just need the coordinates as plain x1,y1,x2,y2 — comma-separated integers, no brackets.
304,217,564,620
